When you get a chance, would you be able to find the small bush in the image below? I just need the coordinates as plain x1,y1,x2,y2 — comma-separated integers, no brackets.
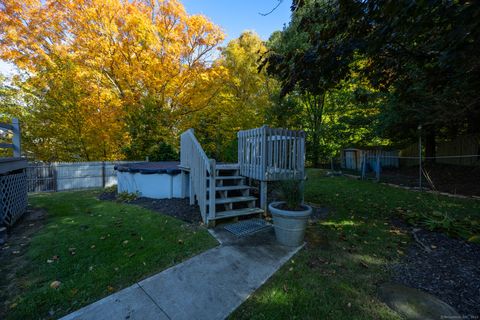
104,184,117,194
401,210,480,240
117,191,139,202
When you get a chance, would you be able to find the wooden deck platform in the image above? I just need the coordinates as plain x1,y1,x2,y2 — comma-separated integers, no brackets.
0,157,28,175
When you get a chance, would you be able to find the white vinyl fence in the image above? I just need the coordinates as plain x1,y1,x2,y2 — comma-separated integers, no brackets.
26,161,142,193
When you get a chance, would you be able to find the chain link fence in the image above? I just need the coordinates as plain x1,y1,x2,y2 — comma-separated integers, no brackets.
331,153,480,197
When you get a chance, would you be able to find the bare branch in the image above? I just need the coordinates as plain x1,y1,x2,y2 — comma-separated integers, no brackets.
259,0,283,16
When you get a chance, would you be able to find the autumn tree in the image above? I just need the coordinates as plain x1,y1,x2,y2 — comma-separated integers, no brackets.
0,0,224,160
189,32,279,162
270,0,480,160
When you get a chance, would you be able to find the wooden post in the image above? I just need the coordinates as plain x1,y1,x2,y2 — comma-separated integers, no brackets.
180,171,187,198
260,180,268,214
261,126,268,181
209,159,216,220
189,174,194,205
12,118,21,157
361,153,367,180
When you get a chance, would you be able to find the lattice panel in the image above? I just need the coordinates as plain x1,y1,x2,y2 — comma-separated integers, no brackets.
0,170,27,226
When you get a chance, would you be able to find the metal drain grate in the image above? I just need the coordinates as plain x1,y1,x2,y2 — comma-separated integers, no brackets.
224,219,271,237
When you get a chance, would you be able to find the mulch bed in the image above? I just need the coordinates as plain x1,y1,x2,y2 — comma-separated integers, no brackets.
390,219,480,316
99,192,203,224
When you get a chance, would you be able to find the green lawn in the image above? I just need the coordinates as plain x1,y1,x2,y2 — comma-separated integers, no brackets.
231,169,480,319
1,190,217,320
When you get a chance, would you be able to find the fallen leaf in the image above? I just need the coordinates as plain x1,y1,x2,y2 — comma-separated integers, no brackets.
122,240,129,245
107,286,114,292
90,245,95,249
50,280,61,289
47,259,54,264
100,236,106,240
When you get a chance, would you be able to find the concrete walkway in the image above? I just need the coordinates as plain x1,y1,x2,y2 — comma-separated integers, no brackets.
61,227,302,320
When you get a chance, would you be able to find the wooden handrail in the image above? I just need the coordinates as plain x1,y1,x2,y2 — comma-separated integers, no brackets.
180,129,215,223
181,129,211,173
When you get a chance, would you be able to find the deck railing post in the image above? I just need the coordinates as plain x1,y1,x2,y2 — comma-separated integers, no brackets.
209,159,216,221
12,118,21,157
261,126,268,181
260,180,267,214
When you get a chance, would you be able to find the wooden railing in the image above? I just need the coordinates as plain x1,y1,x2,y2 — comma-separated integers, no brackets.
238,126,306,181
180,129,215,223
0,118,21,157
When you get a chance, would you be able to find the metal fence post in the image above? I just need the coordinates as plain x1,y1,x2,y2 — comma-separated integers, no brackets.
102,161,106,188
52,163,58,192
418,125,423,191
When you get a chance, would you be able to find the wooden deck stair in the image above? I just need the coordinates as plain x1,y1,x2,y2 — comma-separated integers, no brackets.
207,165,263,225
180,127,305,227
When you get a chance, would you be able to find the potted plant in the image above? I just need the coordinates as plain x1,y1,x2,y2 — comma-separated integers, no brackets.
268,179,312,246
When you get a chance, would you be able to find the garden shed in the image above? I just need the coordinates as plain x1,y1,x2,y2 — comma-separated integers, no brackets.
341,147,399,171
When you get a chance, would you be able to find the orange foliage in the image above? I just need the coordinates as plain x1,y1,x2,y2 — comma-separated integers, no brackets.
0,0,224,160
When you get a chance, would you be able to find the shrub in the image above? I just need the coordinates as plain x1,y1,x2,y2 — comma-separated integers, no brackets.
277,179,304,210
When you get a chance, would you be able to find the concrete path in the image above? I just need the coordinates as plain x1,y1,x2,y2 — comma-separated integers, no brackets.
61,227,302,320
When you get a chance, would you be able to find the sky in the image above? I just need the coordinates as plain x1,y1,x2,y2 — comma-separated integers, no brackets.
0,0,292,76
182,0,291,42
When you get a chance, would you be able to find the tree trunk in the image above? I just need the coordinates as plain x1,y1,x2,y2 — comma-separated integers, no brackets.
304,92,325,167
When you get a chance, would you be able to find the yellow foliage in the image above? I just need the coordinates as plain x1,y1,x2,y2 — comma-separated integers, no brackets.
0,0,225,160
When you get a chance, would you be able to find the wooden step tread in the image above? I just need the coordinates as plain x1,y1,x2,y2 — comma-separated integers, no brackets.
211,207,264,220
215,175,244,180
215,196,257,204
211,185,250,191
216,163,240,170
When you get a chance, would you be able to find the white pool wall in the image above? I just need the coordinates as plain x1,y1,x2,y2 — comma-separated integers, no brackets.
117,171,182,199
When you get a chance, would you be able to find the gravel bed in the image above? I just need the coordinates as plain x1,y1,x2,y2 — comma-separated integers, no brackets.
99,192,202,224
391,223,480,316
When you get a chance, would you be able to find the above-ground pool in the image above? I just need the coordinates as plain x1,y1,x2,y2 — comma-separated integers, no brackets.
115,162,184,199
